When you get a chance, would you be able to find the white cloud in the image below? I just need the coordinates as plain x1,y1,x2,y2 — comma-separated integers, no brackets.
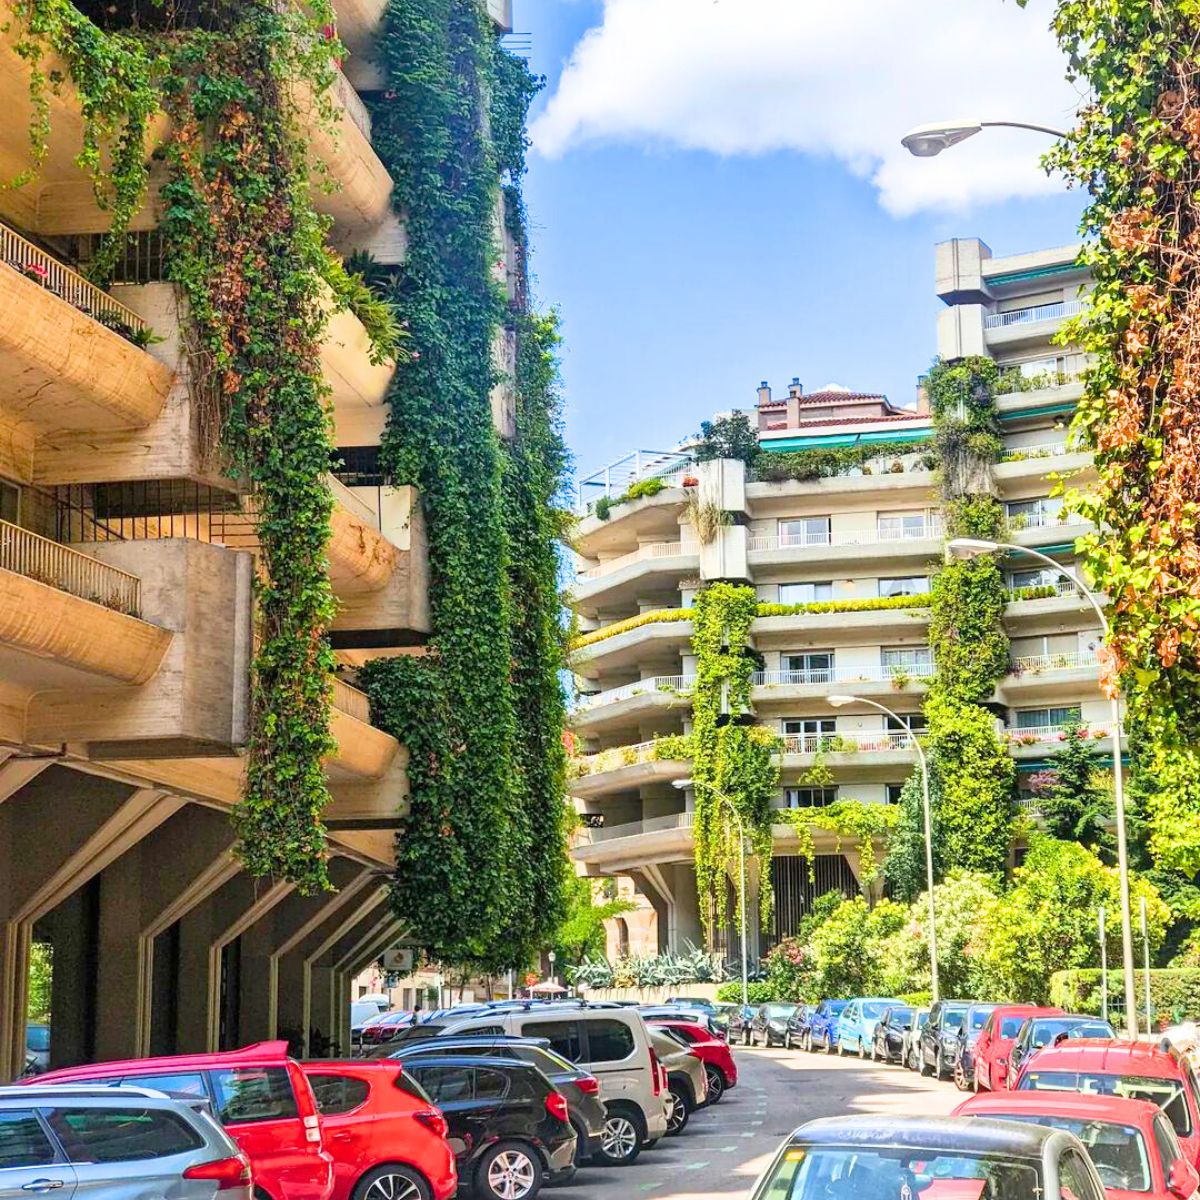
530,0,1083,216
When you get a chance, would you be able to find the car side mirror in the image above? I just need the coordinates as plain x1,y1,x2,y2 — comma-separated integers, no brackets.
1169,1159,1199,1200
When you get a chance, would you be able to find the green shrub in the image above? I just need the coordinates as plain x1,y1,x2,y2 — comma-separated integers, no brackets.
593,496,612,521
1050,968,1200,1025
621,477,667,502
716,981,775,1004
752,440,930,484
899,991,933,1007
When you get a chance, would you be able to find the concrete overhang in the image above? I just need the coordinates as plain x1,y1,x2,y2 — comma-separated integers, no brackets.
567,757,690,800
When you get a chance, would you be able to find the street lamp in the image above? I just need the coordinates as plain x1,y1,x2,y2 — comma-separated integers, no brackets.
830,694,939,1002
900,119,1068,157
946,536,1138,1036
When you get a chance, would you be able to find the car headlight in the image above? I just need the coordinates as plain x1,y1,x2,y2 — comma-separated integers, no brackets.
942,1033,958,1045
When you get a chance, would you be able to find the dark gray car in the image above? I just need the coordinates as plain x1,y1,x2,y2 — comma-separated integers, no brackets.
919,999,970,1079
386,1036,607,1163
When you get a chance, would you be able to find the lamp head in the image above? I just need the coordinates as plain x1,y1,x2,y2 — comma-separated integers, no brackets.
947,537,1001,560
828,695,860,708
901,120,984,157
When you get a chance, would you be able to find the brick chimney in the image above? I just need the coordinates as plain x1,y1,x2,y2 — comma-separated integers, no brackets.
756,380,771,407
787,377,803,428
915,378,931,415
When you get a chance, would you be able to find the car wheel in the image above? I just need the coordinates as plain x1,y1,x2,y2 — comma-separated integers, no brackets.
868,1040,877,1062
954,1057,972,1092
666,1087,690,1136
476,1141,543,1200
825,1034,837,1055
354,1166,431,1200
919,1049,932,1077
858,1038,867,1060
597,1106,643,1166
705,1065,726,1104
935,1050,945,1080
783,1030,792,1050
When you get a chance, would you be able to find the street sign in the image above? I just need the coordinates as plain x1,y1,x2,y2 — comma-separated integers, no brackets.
381,947,414,973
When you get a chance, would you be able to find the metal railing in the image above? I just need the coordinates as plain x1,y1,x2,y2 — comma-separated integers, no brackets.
582,812,696,844
1000,442,1075,462
1010,651,1099,675
1006,723,1113,745
573,675,695,713
0,519,141,616
984,299,1085,330
575,449,695,513
572,738,690,778
331,678,372,723
781,730,912,754
748,520,942,552
1007,578,1082,601
576,539,697,581
753,662,935,687
0,221,149,335
1006,507,1070,529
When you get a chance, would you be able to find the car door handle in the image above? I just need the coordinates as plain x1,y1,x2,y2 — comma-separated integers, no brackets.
22,1181,65,1192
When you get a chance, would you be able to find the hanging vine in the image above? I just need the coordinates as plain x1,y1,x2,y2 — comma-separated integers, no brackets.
691,582,779,938
1026,0,1200,874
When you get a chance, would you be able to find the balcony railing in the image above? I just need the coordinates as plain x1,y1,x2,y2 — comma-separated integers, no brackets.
576,539,697,582
781,730,913,754
575,449,695,514
1006,508,1071,530
749,521,942,553
581,812,696,844
1009,651,1098,675
0,519,141,616
1007,578,1082,602
331,678,372,723
571,738,691,778
753,663,935,687
984,299,1085,330
0,221,150,339
1007,723,1113,746
1000,442,1075,462
573,675,695,713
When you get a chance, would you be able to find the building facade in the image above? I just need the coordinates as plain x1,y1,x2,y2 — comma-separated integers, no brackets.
567,237,1106,958
0,0,517,1079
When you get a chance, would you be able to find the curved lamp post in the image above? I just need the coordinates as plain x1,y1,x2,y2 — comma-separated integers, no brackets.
947,537,1137,1037
829,694,939,1003
900,119,1069,157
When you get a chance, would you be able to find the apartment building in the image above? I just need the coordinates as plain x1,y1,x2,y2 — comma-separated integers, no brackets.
567,237,1106,958
0,0,515,1079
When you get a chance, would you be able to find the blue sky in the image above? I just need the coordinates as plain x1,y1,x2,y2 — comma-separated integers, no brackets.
513,0,1086,483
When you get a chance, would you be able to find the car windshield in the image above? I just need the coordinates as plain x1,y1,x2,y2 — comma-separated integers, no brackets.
1020,1070,1193,1137
941,1010,966,1031
755,1143,1042,1200
766,1005,794,1018
970,1009,994,1031
828,1001,848,1015
1029,1019,1114,1048
889,1008,914,1026
862,1002,889,1019
915,1012,929,1029
970,1113,1150,1193
999,1016,1028,1038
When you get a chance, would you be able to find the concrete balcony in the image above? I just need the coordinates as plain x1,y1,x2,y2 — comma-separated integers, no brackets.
327,678,401,781
575,488,692,557
1007,723,1114,761
572,540,700,615
779,730,916,777
998,651,1102,704
0,226,173,440
994,447,1094,492
486,0,513,31
752,603,931,649
321,296,396,447
571,675,694,733
0,520,173,697
570,616,693,680
996,379,1085,421
568,740,692,800
1005,581,1098,636
984,300,1084,352
1009,515,1092,552
744,466,936,515
751,662,933,706
747,523,943,568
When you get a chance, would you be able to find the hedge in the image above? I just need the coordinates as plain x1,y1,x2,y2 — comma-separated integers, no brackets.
716,981,776,1004
1050,969,1200,1024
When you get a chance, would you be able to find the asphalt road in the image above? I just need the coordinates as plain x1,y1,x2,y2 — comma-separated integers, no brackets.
554,1042,962,1200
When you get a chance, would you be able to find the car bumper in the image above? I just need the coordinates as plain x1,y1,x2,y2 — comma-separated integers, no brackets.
645,1101,669,1142
545,1134,578,1180
429,1154,457,1200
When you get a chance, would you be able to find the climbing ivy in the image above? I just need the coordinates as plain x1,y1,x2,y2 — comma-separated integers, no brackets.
691,582,780,936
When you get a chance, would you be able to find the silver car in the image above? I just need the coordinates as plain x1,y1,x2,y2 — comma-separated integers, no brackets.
0,1085,251,1200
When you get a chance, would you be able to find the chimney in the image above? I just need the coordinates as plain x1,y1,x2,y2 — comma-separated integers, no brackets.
787,377,803,428
915,378,930,415
756,380,771,407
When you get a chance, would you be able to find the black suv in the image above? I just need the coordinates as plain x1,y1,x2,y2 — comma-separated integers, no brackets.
402,1054,577,1200
870,1004,914,1064
392,1036,606,1165
919,1000,970,1079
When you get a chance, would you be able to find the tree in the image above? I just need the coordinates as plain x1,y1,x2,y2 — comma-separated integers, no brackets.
551,874,635,967
27,942,51,1024
806,896,907,998
884,766,944,902
1031,722,1114,856
691,412,760,466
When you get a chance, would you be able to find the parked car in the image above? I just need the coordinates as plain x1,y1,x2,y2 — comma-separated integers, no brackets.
972,1004,1060,1092
388,1036,605,1165
416,1005,669,1163
869,1005,914,1064
23,1024,50,1076
749,1003,798,1048
836,997,903,1058
782,1005,811,1051
360,1012,416,1047
349,1000,389,1048
300,1061,457,1200
725,1004,756,1046
649,1028,707,1136
637,1007,723,1038
1016,1038,1200,1169
805,1000,849,1054
31,1040,335,1200
954,1090,1200,1199
647,1018,737,1103
664,998,718,1014
0,1083,253,1200
918,999,970,1079
1007,1015,1117,1089
749,1115,1109,1200
952,1002,999,1092
901,1007,929,1071
399,1055,575,1200
709,1002,742,1039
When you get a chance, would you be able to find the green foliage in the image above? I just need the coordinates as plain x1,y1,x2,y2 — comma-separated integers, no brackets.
1032,722,1114,854
928,553,1009,704
552,875,635,967
763,891,844,1000
621,477,667,502
1050,969,1200,1026
752,440,932,483
575,945,729,990
778,800,900,893
690,583,779,936
716,980,775,1004
692,412,760,465
805,896,908,998
323,252,408,365
884,765,943,902
27,942,51,1024
592,495,612,521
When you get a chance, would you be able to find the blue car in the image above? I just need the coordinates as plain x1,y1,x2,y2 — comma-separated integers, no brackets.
836,996,903,1057
805,998,849,1054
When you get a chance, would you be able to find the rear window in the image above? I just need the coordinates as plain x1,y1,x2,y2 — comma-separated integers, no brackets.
666,1025,703,1044
408,1066,471,1104
1019,1070,1193,1137
308,1074,370,1115
393,1070,431,1104
969,1009,994,1030
1000,1016,1028,1038
0,1110,56,1168
473,1069,511,1101
587,1020,636,1063
113,1072,208,1098
45,1107,203,1163
523,1021,583,1063
211,1067,298,1125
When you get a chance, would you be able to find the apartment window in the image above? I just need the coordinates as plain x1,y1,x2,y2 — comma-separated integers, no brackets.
784,718,835,752
1009,566,1062,591
0,481,17,525
1011,633,1083,663
778,516,830,547
782,652,834,683
785,787,838,809
881,647,933,675
779,581,833,606
1014,706,1082,730
885,713,927,734
1005,496,1064,528
877,510,930,539
879,575,929,598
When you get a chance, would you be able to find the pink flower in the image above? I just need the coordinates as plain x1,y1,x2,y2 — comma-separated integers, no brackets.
410,350,421,361
23,262,47,280
384,90,397,100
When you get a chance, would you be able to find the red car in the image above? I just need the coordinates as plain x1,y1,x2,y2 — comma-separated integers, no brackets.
301,1061,456,1200
31,1041,334,1200
1015,1039,1200,1170
954,1090,1200,1199
972,1004,1060,1092
648,1019,738,1103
